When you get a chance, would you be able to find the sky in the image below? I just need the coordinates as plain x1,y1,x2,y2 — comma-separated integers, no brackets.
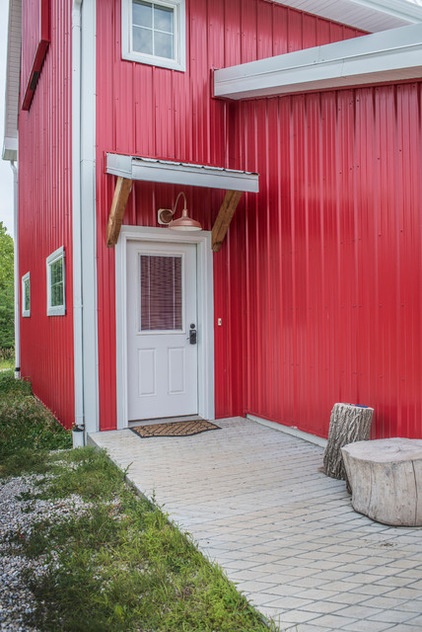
0,1,14,239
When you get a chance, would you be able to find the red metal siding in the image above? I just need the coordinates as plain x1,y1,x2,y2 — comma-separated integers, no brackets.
21,0,50,110
230,84,422,439
19,1,74,428
96,0,422,438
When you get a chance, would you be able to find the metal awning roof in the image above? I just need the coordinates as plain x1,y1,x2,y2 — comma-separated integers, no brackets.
106,154,259,193
105,155,259,249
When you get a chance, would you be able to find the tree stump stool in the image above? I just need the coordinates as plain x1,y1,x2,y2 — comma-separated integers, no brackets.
323,403,374,481
341,438,422,526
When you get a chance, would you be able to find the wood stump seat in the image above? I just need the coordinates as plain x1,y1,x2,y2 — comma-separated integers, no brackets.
341,438,422,526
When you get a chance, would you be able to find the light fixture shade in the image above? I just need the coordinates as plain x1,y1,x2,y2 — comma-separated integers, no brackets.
168,205,202,231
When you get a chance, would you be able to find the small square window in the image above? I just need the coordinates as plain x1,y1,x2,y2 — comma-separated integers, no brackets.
47,247,66,316
122,0,186,71
22,272,30,317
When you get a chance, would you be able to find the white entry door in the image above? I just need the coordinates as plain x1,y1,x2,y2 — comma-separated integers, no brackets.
127,240,198,420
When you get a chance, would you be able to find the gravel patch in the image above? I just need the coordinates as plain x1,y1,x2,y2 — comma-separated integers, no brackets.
0,474,90,631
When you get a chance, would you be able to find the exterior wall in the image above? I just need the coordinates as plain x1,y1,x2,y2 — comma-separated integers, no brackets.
230,84,422,438
18,1,74,428
96,0,360,431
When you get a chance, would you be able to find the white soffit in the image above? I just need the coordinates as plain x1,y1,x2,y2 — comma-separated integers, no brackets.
106,154,259,193
272,0,422,33
2,0,21,162
214,24,422,100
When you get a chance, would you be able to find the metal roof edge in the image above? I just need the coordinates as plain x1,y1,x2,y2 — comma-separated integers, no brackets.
106,154,260,193
214,23,422,100
2,0,21,163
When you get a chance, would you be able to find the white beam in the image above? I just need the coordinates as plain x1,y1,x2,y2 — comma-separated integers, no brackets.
106,154,259,193
214,24,422,100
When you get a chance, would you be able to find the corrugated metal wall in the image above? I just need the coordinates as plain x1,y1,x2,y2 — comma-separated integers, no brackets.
96,0,422,438
18,1,74,428
96,0,359,430
232,84,422,438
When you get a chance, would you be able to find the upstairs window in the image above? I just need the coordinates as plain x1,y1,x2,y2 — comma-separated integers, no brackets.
22,272,30,317
47,247,66,316
122,0,186,71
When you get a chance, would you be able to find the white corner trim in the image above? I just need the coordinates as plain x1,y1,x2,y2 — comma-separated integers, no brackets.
72,0,84,428
80,0,99,434
115,226,214,429
214,23,422,100
106,154,260,193
72,0,99,434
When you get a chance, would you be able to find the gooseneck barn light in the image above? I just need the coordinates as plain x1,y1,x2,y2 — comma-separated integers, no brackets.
157,192,202,231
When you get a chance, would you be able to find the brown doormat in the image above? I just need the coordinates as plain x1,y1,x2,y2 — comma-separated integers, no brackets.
131,420,220,438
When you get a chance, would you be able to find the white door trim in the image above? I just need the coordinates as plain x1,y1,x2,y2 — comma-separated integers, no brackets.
115,226,214,429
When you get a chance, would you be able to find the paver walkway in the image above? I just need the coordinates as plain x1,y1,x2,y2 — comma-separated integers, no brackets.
90,417,422,631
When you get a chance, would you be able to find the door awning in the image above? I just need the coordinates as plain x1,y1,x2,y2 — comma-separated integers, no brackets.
105,153,259,250
106,153,259,192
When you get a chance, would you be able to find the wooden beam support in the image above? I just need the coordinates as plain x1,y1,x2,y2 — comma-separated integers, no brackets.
211,190,243,252
106,177,133,247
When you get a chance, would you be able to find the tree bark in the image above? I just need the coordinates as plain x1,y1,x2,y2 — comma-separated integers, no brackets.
323,403,374,482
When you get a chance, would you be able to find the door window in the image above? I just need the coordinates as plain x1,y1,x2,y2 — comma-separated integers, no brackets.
139,254,182,331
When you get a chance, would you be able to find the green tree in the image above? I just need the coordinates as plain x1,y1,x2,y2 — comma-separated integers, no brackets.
0,221,14,349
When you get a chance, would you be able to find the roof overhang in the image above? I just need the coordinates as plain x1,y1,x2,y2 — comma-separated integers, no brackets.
214,24,422,100
272,0,422,33
2,0,21,162
106,153,259,193
105,154,259,249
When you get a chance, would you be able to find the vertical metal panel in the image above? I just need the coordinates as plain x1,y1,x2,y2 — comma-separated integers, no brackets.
19,0,74,428
21,0,50,109
95,0,420,436
236,82,422,439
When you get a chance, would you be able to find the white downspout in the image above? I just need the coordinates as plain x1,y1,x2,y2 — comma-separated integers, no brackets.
10,160,20,379
72,0,85,439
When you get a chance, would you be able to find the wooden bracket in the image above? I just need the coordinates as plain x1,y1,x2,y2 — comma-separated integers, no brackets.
211,190,243,252
106,177,133,247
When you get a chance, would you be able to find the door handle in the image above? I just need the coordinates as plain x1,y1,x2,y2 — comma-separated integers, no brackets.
189,323,197,345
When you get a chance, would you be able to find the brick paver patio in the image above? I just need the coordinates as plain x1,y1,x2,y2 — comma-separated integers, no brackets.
90,417,422,631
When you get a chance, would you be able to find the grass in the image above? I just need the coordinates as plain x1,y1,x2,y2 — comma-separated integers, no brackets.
0,347,14,370
0,371,72,477
0,371,276,631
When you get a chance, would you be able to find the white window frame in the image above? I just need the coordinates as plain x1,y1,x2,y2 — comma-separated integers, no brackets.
46,246,66,316
122,0,186,71
22,272,30,317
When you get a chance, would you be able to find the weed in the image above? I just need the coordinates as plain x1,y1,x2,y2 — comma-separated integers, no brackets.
1,376,274,631
19,453,270,631
0,347,14,370
0,371,71,476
